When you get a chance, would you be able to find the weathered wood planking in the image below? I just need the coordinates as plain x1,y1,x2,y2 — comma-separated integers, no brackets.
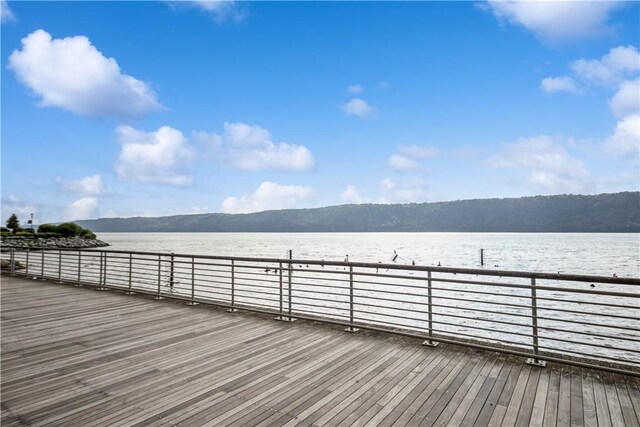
1,275,638,426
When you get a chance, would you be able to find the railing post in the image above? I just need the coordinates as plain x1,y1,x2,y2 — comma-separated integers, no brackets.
96,251,107,290
188,256,198,306
227,259,238,312
75,251,82,286
275,262,285,321
25,249,29,277
169,253,175,288
345,265,359,332
124,253,134,294
423,270,439,347
287,251,296,322
58,249,62,283
154,254,163,299
41,250,45,279
10,248,15,276
526,277,546,367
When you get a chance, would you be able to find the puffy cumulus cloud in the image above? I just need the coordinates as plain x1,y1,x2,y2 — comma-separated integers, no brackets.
340,185,366,204
388,144,439,171
1,195,36,222
604,114,640,158
609,78,640,119
55,174,105,195
115,125,195,186
8,30,162,119
571,46,640,86
195,122,315,171
540,76,580,94
343,98,374,118
1,0,15,23
397,144,440,159
378,178,427,204
489,136,592,193
64,197,98,221
167,1,243,23
388,155,419,171
484,1,622,42
221,182,313,214
347,84,363,94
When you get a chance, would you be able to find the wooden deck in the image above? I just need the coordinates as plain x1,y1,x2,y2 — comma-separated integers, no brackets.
1,275,639,427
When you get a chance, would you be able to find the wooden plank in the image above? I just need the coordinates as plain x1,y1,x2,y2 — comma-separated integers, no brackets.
581,373,598,427
529,368,550,427
460,356,508,426
500,365,532,426
570,372,584,427
486,358,522,427
604,373,626,427
515,365,541,427
614,374,640,427
593,373,613,427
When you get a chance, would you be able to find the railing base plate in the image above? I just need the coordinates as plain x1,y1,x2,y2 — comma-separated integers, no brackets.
422,340,439,347
226,308,239,313
187,302,199,306
274,316,296,322
526,358,547,367
95,287,108,291
344,327,360,333
123,291,135,295
153,296,164,300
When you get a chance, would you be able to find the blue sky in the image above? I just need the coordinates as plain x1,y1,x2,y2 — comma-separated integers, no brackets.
1,1,639,223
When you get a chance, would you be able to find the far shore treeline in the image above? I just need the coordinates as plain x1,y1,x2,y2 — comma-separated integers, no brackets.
76,192,640,233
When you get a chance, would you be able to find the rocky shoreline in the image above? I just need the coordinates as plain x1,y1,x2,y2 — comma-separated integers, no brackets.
1,236,109,249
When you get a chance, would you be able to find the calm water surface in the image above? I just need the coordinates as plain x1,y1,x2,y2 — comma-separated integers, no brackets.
97,232,640,278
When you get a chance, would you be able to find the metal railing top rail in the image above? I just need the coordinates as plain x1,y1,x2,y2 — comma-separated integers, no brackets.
2,245,639,285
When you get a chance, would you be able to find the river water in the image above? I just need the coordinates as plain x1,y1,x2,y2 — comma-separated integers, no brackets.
97,232,639,278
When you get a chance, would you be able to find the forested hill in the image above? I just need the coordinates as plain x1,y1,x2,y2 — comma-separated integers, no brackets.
77,192,640,233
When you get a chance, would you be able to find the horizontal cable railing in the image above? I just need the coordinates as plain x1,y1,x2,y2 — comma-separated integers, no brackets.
2,246,639,376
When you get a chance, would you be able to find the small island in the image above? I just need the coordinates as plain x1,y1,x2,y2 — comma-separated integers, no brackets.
1,214,108,249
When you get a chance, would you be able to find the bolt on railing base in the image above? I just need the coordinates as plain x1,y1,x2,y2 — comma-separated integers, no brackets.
526,358,547,367
422,340,439,347
274,316,297,322
226,308,238,313
344,327,360,333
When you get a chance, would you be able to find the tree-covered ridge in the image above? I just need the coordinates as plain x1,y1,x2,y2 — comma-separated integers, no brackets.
77,192,640,233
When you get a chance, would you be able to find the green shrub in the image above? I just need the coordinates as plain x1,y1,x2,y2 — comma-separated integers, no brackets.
37,224,58,233
19,228,35,234
80,229,96,240
1,227,9,232
15,231,36,237
55,222,85,237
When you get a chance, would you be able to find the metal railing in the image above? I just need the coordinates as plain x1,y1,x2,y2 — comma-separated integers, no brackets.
2,247,639,376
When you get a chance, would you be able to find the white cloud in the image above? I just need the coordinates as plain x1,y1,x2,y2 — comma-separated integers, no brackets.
388,145,439,171
195,122,315,171
1,0,15,23
8,29,162,119
378,178,427,204
65,197,98,221
484,1,622,41
340,185,366,204
397,144,440,159
1,195,36,224
55,174,105,195
609,78,640,119
490,136,592,193
604,114,640,158
347,84,363,94
388,154,419,171
571,46,640,86
115,125,195,186
221,181,313,214
540,76,580,94
343,98,374,118
168,1,243,22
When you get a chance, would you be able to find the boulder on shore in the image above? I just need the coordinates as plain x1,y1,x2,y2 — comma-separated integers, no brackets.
1,236,109,249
